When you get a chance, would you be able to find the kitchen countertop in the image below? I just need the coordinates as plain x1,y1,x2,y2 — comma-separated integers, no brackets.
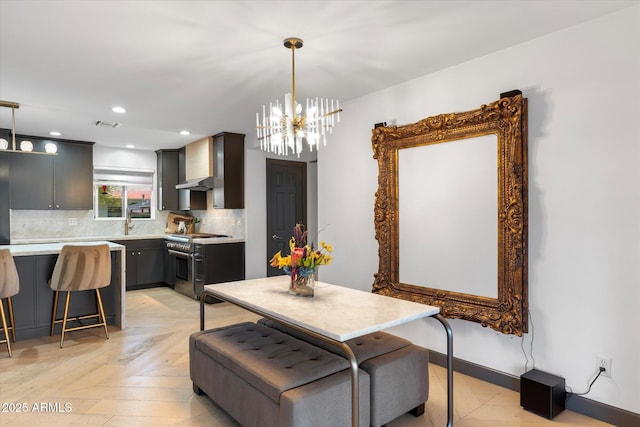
0,241,125,256
8,234,245,245
9,234,168,245
174,236,245,245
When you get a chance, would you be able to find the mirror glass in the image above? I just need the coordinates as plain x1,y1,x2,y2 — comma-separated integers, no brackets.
398,134,497,298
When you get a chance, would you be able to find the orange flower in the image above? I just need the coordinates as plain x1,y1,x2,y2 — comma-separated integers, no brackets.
291,247,304,264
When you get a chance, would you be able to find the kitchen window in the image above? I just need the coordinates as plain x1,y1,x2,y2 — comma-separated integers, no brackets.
94,168,155,220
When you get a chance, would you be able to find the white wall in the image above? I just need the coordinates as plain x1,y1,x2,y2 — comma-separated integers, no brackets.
318,6,640,414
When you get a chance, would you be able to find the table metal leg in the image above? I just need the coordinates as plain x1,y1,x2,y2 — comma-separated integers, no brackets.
199,292,206,331
433,314,453,427
336,342,359,427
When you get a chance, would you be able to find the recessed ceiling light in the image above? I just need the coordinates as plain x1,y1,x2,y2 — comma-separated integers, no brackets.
179,130,191,135
112,106,126,114
125,144,135,149
49,131,62,136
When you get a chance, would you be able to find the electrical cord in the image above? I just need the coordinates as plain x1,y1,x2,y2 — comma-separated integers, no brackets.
521,337,529,372
521,310,536,372
528,312,536,368
566,367,605,398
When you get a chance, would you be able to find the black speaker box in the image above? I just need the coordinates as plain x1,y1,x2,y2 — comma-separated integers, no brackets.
520,369,566,419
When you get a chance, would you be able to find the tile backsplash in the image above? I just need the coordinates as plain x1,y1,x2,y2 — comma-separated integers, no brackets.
10,209,245,242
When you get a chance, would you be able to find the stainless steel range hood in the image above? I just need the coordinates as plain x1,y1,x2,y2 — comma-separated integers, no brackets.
175,176,214,191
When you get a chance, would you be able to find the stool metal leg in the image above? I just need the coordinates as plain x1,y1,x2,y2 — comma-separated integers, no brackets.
1,298,12,357
7,296,16,342
60,291,71,348
51,289,109,348
51,291,60,336
95,289,109,339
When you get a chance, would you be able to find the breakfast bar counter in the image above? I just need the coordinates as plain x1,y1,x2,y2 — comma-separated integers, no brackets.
0,241,126,339
1,240,125,256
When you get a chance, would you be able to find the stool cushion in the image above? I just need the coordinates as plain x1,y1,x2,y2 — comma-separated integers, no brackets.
50,244,111,291
191,322,351,403
0,249,19,299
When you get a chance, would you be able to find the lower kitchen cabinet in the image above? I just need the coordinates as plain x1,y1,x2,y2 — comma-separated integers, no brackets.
196,242,245,284
10,252,119,340
111,239,165,290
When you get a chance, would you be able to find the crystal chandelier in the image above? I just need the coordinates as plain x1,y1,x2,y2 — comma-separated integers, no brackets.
256,38,342,157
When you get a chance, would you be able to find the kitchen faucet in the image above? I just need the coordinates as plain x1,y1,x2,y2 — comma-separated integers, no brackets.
124,208,134,235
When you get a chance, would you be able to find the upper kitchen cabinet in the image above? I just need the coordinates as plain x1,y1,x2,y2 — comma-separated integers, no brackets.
212,132,244,209
53,141,93,208
156,148,206,211
156,149,179,211
7,137,93,210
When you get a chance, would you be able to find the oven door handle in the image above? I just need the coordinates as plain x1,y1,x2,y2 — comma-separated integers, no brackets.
168,249,193,259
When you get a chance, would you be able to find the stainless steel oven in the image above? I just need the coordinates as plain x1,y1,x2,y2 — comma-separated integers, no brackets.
167,246,193,297
165,233,229,300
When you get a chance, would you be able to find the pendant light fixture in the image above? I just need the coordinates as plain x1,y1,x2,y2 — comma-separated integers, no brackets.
0,100,57,155
256,38,342,157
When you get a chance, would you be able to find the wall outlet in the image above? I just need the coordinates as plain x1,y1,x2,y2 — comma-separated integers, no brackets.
597,356,611,378
67,218,78,226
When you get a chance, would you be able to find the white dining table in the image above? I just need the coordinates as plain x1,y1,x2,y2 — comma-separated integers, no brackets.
200,276,454,427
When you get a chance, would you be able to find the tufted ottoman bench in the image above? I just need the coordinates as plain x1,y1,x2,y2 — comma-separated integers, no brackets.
258,318,429,427
190,322,370,427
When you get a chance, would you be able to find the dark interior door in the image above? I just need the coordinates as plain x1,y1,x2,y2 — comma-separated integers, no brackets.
266,159,307,277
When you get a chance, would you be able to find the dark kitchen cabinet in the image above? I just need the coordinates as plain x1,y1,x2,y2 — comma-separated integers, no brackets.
156,149,180,211
112,239,165,290
156,147,206,212
212,132,244,209
7,151,52,210
7,139,93,210
196,242,245,284
54,141,93,209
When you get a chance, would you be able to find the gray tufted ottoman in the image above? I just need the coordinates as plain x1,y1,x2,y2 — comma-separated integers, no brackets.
258,318,429,427
190,322,370,427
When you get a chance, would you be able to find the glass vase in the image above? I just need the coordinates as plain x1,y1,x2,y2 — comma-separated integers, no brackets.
289,271,315,297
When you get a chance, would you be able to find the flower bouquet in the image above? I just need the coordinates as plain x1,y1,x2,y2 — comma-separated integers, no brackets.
269,223,332,297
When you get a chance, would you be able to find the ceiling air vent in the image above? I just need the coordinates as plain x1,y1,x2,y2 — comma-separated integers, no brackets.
94,120,121,128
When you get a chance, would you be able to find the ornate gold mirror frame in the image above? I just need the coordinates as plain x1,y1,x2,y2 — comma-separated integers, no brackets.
372,94,528,336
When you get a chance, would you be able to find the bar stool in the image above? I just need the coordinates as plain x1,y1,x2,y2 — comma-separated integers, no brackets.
50,244,111,348
0,249,19,357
